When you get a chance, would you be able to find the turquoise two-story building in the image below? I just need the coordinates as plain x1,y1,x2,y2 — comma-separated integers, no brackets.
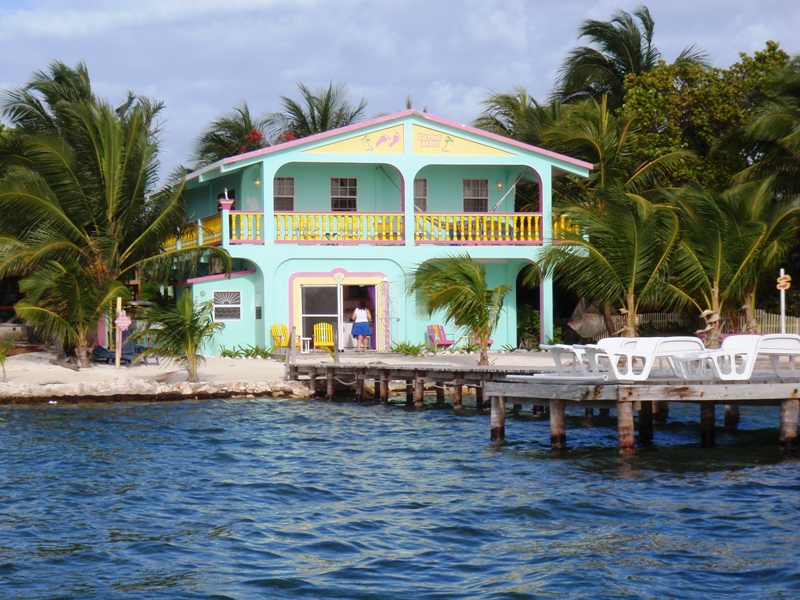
171,109,591,354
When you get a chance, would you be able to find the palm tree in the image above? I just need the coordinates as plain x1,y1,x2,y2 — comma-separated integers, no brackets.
14,261,129,366
190,101,269,168
0,61,231,365
473,86,562,146
527,186,680,337
557,5,706,109
543,95,692,200
736,58,800,198
266,81,366,142
722,179,800,331
408,254,511,365
131,292,224,382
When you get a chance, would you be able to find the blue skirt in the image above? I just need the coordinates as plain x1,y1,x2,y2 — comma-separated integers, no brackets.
352,322,371,336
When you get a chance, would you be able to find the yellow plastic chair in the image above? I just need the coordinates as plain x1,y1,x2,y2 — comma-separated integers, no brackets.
270,323,294,353
313,322,335,353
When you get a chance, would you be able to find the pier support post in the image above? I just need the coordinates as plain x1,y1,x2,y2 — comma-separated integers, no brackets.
490,397,506,442
638,401,654,443
435,384,445,405
584,407,594,417
724,405,740,431
326,369,335,400
380,374,389,403
405,380,414,405
308,373,317,397
700,402,716,448
599,408,610,417
653,401,669,424
453,378,464,410
476,382,485,410
617,401,635,454
532,405,547,420
779,399,798,454
414,373,424,407
356,374,364,402
549,399,566,450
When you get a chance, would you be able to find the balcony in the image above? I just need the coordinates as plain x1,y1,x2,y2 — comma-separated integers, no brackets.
164,211,573,250
275,212,404,245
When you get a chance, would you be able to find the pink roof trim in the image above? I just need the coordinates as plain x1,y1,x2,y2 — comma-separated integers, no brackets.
206,109,592,172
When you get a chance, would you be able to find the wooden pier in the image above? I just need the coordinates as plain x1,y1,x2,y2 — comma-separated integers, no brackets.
287,358,800,454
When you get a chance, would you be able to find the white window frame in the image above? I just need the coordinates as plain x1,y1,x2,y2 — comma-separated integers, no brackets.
274,177,294,211
462,179,489,212
331,178,357,212
414,178,428,212
213,290,242,321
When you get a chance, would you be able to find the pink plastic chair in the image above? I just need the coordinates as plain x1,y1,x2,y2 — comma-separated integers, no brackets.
427,325,455,348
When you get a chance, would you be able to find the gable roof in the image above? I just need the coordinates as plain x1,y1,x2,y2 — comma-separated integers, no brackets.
186,109,592,181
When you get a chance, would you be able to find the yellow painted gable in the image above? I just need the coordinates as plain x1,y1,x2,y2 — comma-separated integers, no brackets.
304,126,404,154
412,124,515,156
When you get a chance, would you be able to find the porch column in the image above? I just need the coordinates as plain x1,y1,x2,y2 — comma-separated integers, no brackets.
219,199,233,249
539,166,554,344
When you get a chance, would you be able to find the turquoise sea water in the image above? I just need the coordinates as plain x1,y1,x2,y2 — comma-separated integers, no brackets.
1,397,799,599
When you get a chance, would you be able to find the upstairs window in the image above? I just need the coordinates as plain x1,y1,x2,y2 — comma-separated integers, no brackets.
274,177,294,211
463,179,488,212
213,291,241,320
414,178,428,212
331,178,357,211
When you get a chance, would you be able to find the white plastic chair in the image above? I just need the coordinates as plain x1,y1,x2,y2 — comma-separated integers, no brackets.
580,336,706,381
675,334,800,381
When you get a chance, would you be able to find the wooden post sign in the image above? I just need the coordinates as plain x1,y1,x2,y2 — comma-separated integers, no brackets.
778,270,791,334
114,309,132,369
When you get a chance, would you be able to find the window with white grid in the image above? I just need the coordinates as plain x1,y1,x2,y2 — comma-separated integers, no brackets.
463,179,489,212
331,178,357,211
213,291,241,320
414,178,427,212
273,177,294,211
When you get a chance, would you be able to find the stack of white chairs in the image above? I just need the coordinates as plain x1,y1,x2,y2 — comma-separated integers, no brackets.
537,336,706,382
672,333,800,381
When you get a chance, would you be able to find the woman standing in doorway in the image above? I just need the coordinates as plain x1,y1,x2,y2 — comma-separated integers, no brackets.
352,301,372,353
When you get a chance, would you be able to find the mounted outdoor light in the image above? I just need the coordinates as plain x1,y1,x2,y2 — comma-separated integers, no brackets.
496,181,503,189
254,178,262,187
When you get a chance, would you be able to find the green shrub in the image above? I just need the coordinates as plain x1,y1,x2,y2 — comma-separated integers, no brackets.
391,341,426,356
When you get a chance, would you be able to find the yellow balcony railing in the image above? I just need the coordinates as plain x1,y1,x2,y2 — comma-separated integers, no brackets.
230,211,262,243
414,213,544,244
275,212,404,244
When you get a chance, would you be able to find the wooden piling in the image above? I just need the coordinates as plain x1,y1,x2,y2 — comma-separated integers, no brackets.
638,401,654,443
414,373,424,406
549,398,566,450
453,378,464,409
379,374,389,403
724,404,740,431
532,405,547,420
617,401,635,454
308,373,317,397
779,399,798,454
700,402,716,448
435,384,445,405
326,369,335,400
584,407,594,417
476,382,484,409
490,397,506,442
653,401,669,424
405,379,414,405
355,375,364,402
599,408,610,417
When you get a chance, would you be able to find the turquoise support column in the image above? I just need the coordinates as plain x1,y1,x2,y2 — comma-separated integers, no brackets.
540,166,554,344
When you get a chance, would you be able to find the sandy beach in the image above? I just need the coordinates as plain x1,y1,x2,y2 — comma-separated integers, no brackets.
0,349,554,404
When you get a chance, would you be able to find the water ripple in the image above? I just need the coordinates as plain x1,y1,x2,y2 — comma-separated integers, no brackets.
0,398,798,599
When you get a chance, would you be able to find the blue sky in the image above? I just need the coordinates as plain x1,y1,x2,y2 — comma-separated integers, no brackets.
1,0,797,178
